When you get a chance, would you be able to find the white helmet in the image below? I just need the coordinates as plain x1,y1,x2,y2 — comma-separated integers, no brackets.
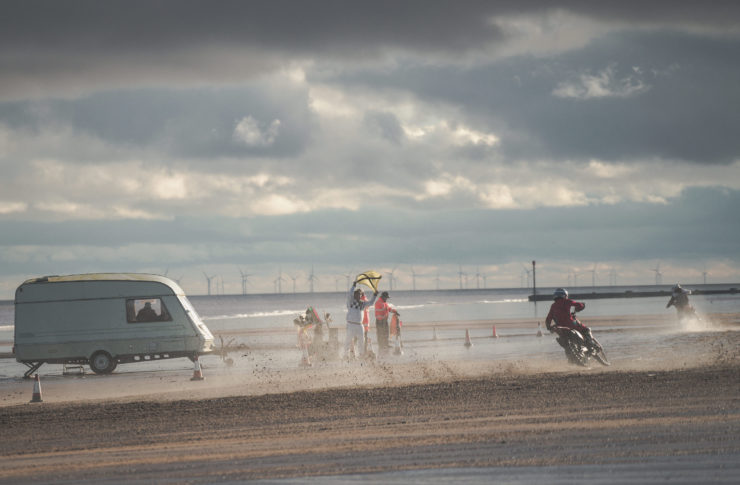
672,284,690,296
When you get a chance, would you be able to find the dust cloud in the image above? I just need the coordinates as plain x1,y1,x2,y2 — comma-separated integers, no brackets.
1,312,738,407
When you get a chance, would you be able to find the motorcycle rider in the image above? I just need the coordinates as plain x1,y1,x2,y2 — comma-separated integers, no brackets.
666,283,695,319
545,288,594,354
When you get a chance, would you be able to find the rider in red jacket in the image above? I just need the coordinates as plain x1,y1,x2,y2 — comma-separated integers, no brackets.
545,288,592,338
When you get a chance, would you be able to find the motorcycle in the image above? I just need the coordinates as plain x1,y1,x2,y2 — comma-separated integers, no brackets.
551,313,610,367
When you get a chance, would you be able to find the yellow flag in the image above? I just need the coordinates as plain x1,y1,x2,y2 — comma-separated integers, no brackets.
355,271,382,293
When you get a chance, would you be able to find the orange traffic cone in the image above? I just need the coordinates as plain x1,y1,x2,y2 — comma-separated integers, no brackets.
464,329,473,348
190,356,205,381
492,325,499,338
30,374,43,403
536,322,543,337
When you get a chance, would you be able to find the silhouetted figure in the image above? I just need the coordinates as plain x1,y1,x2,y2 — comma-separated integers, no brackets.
136,302,158,322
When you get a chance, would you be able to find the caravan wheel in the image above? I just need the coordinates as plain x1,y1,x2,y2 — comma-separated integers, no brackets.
90,351,117,374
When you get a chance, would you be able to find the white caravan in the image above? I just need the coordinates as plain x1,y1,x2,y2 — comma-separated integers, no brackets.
14,273,215,377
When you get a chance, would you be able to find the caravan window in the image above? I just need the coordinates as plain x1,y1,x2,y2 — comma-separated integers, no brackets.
126,298,172,323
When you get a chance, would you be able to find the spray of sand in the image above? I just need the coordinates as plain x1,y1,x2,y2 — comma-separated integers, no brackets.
4,314,738,407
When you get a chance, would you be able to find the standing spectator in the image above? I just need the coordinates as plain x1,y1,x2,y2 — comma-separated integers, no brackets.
345,283,377,359
374,291,398,354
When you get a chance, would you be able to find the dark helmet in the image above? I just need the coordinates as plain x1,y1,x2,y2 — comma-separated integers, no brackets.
381,291,390,299
553,288,568,300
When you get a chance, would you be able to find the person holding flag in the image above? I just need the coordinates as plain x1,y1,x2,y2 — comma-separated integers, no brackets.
345,272,380,360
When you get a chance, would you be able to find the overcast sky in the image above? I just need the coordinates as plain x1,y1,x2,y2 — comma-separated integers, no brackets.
1,1,739,297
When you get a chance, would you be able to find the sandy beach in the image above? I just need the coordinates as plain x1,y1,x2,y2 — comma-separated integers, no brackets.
0,313,738,483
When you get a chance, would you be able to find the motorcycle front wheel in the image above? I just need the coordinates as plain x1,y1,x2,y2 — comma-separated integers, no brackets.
589,338,610,366
593,348,610,366
566,339,589,367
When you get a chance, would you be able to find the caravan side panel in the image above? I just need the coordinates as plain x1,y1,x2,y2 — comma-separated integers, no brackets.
14,276,211,365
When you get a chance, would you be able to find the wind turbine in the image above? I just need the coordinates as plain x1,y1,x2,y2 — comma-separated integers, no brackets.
652,263,663,285
290,275,298,293
609,268,617,286
202,272,215,296
589,263,598,288
308,266,318,293
475,267,481,289
410,266,418,291
702,264,709,285
274,269,286,294
521,266,531,289
435,271,441,290
387,267,398,291
238,268,252,295
458,265,467,290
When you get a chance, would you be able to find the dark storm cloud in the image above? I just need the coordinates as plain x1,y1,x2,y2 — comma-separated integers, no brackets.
521,32,740,164
363,111,404,145
558,1,740,27
325,30,740,164
0,85,313,159
0,0,508,99
3,1,739,100
1,0,506,53
5,1,738,54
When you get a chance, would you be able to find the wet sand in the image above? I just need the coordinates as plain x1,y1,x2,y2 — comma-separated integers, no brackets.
0,315,738,483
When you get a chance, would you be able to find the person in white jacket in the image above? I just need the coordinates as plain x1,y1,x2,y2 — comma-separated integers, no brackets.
345,282,377,359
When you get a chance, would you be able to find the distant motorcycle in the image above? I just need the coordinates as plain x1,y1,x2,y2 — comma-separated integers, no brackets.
551,313,610,367
666,284,699,323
